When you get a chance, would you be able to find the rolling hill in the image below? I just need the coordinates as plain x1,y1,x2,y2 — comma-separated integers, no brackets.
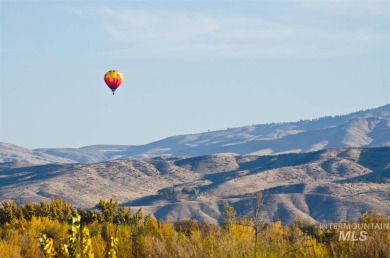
1,147,389,224
1,104,389,164
0,142,74,165
32,104,390,163
1,105,389,224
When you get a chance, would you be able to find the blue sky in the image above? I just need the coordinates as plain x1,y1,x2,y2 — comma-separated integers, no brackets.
1,0,389,149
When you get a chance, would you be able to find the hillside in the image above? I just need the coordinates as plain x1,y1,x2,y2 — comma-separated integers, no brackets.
0,142,74,165
1,104,389,164
1,147,389,224
33,104,390,163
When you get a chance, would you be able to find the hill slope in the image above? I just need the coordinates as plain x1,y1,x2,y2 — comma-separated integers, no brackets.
1,104,389,164
0,142,74,165
36,104,390,163
1,147,389,224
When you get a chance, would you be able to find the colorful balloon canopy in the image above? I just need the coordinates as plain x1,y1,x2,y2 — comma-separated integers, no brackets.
104,70,123,95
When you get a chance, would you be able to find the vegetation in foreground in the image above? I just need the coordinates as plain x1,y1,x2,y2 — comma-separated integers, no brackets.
0,198,389,257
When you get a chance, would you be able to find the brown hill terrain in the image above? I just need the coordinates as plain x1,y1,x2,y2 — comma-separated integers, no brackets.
0,147,389,224
1,104,389,164
0,142,74,164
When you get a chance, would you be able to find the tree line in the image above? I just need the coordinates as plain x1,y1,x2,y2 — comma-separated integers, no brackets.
0,197,389,257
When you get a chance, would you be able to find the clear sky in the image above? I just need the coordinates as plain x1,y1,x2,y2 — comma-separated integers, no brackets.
1,0,389,149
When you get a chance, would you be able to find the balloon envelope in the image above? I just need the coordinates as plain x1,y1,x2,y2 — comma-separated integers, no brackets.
104,70,123,94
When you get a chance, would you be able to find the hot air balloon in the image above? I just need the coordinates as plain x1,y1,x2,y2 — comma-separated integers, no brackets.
104,70,123,95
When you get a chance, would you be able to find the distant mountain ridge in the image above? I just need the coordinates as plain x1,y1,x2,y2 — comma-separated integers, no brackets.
0,147,389,224
1,104,389,164
0,142,74,165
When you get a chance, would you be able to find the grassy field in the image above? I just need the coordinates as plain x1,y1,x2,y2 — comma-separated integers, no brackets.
0,198,389,257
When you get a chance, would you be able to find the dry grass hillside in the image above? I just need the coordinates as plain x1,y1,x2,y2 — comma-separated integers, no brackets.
0,142,74,164
2,104,389,164
0,147,388,224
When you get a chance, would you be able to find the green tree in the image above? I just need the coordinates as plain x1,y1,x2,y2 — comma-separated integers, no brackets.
96,199,118,223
